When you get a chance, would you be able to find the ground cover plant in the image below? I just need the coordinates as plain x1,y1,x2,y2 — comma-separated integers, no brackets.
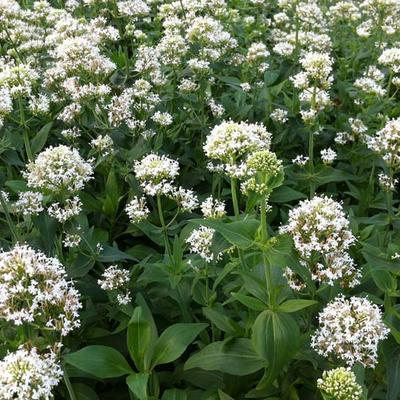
1,0,400,398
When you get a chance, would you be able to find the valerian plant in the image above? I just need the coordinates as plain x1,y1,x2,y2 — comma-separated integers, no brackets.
0,0,400,399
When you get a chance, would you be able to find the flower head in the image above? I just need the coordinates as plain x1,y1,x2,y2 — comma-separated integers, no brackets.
0,347,62,400
0,244,81,335
24,145,93,195
134,153,179,196
317,367,362,400
311,295,389,367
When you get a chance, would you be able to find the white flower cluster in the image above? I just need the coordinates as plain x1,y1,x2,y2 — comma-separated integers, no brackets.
186,226,221,263
0,347,63,400
125,196,150,223
13,191,44,216
280,196,360,287
133,153,198,212
354,66,386,97
24,145,93,195
271,0,331,58
204,120,271,178
311,295,389,367
320,147,337,165
0,244,81,336
317,367,362,400
378,47,400,74
367,117,400,169
22,145,93,222
291,51,333,120
200,196,226,219
98,265,132,305
134,153,180,196
270,108,288,124
90,134,114,156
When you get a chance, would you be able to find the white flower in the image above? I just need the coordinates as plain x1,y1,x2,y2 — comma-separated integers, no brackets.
208,98,225,117
186,226,220,262
378,47,400,73
299,51,333,82
14,191,44,216
47,196,82,222
24,145,93,195
320,147,336,165
98,265,131,305
200,196,226,219
281,196,356,258
292,154,309,166
125,196,150,223
367,117,400,168
311,295,389,367
0,347,63,400
240,83,251,92
61,127,81,140
134,153,179,196
247,42,270,63
169,187,199,212
378,172,398,191
317,368,362,400
117,0,150,17
98,265,130,291
152,111,173,126
0,244,81,335
204,120,271,165
90,135,114,156
63,233,81,248
280,196,359,287
270,108,288,123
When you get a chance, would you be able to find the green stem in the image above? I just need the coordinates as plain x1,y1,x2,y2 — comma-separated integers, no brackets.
386,167,395,226
156,195,172,262
260,196,273,306
63,368,77,400
0,191,19,242
308,128,315,198
18,97,33,161
230,178,247,269
230,178,240,217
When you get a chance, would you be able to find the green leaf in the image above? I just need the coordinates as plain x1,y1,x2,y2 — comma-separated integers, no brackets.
98,245,136,262
151,323,208,367
203,306,243,335
161,389,188,400
4,180,28,193
31,122,53,155
231,293,266,311
383,339,400,400
252,311,299,388
190,218,259,249
73,383,99,400
185,338,265,376
126,373,149,400
277,299,318,313
127,304,158,371
64,346,133,379
270,186,307,203
218,390,234,400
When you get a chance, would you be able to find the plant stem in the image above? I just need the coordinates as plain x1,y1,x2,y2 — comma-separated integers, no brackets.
230,178,247,269
63,368,77,400
308,128,315,198
156,195,172,262
230,178,240,217
260,196,273,306
0,190,19,242
18,97,33,161
386,167,395,226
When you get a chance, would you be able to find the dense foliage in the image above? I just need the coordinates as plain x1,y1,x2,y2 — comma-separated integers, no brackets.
0,0,400,398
